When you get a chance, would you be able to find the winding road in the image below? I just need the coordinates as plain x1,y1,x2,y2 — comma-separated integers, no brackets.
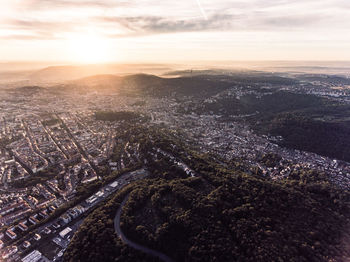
114,195,175,262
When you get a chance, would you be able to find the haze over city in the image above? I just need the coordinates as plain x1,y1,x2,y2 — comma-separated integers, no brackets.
0,1,350,262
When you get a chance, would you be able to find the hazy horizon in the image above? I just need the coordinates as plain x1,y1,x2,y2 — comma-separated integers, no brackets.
2,60,350,71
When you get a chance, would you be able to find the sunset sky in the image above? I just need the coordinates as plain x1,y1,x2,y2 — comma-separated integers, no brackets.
0,0,350,63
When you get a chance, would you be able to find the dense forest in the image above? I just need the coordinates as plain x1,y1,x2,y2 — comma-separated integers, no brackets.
42,118,60,126
165,70,299,85
64,127,350,262
63,72,296,98
197,91,329,117
193,90,350,162
256,113,350,162
94,111,142,122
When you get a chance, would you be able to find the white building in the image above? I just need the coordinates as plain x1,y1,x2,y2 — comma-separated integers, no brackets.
59,227,72,238
21,250,42,262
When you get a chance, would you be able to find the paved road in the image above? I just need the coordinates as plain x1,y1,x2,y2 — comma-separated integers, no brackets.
114,195,175,262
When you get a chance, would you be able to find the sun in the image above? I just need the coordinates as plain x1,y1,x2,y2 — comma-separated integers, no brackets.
67,34,111,64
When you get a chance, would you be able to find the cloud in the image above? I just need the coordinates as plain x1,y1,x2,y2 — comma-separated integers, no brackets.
1,0,350,40
245,12,330,30
3,19,81,39
102,14,238,35
21,0,129,9
0,34,56,40
98,11,331,37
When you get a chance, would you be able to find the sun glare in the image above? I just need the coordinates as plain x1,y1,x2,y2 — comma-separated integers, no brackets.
67,34,111,64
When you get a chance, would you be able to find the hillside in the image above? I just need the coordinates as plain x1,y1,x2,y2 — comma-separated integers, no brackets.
13,85,46,93
188,89,350,162
64,126,350,262
54,73,234,97
165,70,299,85
254,111,350,162
28,65,105,82
13,71,350,162
26,64,175,83
58,70,299,96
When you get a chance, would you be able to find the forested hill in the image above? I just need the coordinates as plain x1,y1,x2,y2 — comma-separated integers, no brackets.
191,89,350,163
53,71,299,97
59,73,234,97
64,126,350,262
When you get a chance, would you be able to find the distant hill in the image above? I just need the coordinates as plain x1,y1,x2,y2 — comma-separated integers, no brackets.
119,74,234,97
165,69,299,85
66,74,122,92
56,73,234,97
12,85,47,94
67,71,297,97
24,67,300,96
27,64,175,83
28,65,115,82
295,74,350,85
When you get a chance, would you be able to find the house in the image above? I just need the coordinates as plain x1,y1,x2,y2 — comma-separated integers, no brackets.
86,196,97,205
52,222,61,229
29,215,39,225
43,227,51,235
27,196,38,206
68,209,79,220
21,250,42,262
75,205,85,214
59,227,72,238
2,245,18,259
0,200,26,216
18,222,28,231
60,214,71,224
33,233,41,241
6,229,17,240
95,190,104,198
39,210,48,219
36,198,55,209
23,240,31,249
109,181,119,188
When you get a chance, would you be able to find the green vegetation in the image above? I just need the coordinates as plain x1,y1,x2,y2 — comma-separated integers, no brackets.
64,185,157,262
11,166,57,188
193,90,350,162
296,74,350,85
198,91,329,116
64,127,350,262
165,70,299,85
94,111,142,122
120,174,348,262
54,73,298,98
14,86,44,93
256,113,350,162
132,100,147,106
259,153,282,168
0,137,12,148
42,118,60,126
0,135,22,149
119,74,233,98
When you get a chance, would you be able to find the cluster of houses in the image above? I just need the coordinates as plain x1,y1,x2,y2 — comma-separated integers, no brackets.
0,199,31,226
59,205,85,225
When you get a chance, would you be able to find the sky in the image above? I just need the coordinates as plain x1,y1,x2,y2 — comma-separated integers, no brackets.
0,0,350,63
